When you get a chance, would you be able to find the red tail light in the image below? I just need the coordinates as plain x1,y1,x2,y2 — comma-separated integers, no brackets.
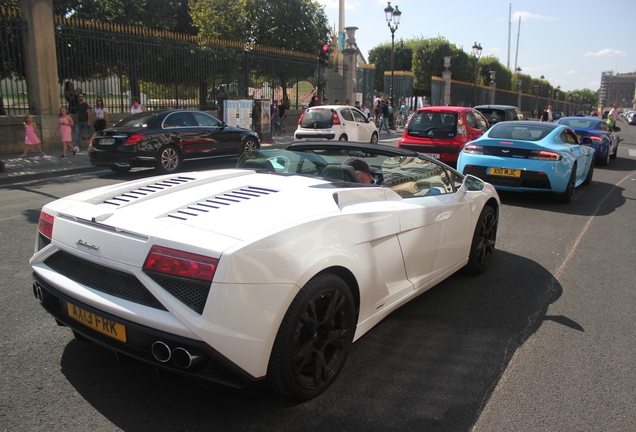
529,150,562,161
332,112,341,125
298,112,305,124
89,137,93,147
38,211,54,239
143,246,218,282
590,136,602,142
124,134,145,146
462,144,483,154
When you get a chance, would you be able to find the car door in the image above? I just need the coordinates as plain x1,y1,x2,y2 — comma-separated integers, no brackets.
162,111,206,159
351,107,376,141
338,108,360,141
385,157,473,289
191,111,241,155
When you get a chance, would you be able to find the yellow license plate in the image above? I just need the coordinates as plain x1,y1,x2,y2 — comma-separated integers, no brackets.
66,301,127,343
489,167,521,177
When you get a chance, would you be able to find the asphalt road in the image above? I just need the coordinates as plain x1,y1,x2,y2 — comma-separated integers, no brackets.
1,125,635,431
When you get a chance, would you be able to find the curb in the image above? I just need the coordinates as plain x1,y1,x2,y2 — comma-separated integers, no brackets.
0,165,103,186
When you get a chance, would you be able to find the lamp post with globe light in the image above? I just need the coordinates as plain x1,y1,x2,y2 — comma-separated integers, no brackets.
384,2,401,129
472,42,482,106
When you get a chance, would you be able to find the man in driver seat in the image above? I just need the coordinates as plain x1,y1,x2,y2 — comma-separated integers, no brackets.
343,157,376,184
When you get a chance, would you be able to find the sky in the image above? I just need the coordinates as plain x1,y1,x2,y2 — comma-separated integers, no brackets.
316,0,635,93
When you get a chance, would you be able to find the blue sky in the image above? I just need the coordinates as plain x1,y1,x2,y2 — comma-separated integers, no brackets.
316,0,635,92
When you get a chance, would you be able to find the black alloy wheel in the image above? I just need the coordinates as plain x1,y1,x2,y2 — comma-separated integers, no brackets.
465,205,497,275
554,165,576,203
156,145,181,173
267,274,355,399
583,162,594,185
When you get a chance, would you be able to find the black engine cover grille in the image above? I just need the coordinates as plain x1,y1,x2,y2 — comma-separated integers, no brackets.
145,273,210,314
44,251,167,310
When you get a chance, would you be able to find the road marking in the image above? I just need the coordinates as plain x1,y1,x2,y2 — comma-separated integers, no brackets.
629,149,636,157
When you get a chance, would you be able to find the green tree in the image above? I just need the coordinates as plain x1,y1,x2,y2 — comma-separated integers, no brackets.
190,0,248,41
368,41,412,95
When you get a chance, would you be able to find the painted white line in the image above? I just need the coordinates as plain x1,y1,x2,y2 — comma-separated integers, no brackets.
629,149,636,157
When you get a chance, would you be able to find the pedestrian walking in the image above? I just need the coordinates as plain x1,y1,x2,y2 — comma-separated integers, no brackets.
380,100,391,134
21,114,45,158
90,96,109,132
54,107,75,158
75,92,91,151
277,99,287,136
271,100,279,136
606,103,625,130
130,96,147,114
64,81,78,114
540,105,553,122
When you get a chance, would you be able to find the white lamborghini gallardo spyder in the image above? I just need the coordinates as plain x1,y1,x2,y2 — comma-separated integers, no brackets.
30,141,500,399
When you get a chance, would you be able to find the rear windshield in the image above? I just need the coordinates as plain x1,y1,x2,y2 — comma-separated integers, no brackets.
477,108,506,124
558,119,595,129
488,123,552,141
300,108,334,128
114,113,157,128
408,112,457,137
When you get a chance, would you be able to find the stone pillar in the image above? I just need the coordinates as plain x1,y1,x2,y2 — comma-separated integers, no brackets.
342,27,359,105
18,0,60,148
442,56,452,106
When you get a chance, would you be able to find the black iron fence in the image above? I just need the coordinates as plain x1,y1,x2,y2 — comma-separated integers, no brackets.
2,6,342,117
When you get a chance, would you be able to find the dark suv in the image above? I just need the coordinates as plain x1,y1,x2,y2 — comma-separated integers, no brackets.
475,105,524,125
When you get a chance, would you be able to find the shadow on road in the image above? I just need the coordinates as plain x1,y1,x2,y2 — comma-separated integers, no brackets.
59,249,572,431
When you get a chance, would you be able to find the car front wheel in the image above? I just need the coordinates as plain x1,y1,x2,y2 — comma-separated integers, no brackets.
156,145,181,173
465,205,497,275
243,137,259,152
267,273,355,399
583,162,594,185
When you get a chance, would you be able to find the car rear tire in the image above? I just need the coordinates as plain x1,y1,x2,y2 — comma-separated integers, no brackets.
243,137,259,152
554,165,576,203
156,145,181,173
464,205,497,275
338,135,348,141
370,132,378,144
599,146,610,166
583,162,594,185
267,273,355,400
109,166,131,173
610,143,618,159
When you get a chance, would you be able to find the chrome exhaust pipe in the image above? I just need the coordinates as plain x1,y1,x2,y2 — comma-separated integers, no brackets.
172,347,202,369
151,341,171,363
33,282,44,304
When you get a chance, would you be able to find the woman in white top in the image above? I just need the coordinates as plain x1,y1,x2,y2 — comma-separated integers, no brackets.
90,97,109,132
130,96,147,114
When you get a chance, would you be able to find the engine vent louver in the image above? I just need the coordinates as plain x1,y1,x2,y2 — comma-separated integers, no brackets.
102,176,196,206
167,186,279,220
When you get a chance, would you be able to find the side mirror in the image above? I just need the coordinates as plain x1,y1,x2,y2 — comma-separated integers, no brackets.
459,174,485,193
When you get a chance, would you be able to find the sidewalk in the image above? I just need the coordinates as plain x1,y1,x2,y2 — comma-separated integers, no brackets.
0,133,296,186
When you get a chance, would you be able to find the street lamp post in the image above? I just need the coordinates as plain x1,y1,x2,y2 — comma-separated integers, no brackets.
515,67,522,109
472,42,482,106
384,2,401,129
555,86,560,112
489,70,497,104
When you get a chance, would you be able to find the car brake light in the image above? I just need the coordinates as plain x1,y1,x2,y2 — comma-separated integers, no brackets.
298,112,305,124
529,150,562,161
590,136,602,141
332,112,340,125
89,137,93,147
38,211,54,239
462,144,483,154
143,246,218,282
124,134,145,146
457,118,466,134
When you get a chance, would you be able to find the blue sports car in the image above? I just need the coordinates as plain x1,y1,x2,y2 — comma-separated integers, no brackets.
457,121,595,203
556,117,619,166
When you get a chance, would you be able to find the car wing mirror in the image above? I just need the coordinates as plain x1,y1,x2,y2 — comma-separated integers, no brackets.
458,174,485,193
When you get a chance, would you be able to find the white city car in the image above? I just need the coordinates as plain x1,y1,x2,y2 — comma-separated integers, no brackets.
31,142,500,399
294,105,379,143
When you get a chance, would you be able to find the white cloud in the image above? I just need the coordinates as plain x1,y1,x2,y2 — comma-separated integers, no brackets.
512,11,557,21
583,49,627,57
566,70,578,75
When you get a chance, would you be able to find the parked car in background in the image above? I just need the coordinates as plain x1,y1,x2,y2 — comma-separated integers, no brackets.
552,111,564,120
89,110,260,174
457,121,595,203
294,105,379,143
398,106,489,164
474,105,524,125
31,141,500,399
556,117,619,165
628,112,636,125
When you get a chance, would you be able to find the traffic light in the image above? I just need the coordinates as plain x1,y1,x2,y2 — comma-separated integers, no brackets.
533,85,539,95
319,44,330,68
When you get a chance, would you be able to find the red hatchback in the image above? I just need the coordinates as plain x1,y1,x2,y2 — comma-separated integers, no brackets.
398,106,489,164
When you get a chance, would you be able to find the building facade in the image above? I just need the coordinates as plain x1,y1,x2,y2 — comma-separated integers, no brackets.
599,71,636,109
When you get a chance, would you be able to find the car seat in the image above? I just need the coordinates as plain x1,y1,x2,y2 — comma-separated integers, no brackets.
322,165,361,182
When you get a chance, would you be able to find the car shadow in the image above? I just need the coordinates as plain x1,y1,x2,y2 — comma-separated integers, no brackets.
59,250,569,431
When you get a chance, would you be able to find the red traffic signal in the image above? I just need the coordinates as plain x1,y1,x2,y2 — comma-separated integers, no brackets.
320,44,329,53
319,44,330,68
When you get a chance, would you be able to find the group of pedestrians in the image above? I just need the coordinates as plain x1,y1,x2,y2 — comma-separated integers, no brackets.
372,97,411,135
22,83,146,159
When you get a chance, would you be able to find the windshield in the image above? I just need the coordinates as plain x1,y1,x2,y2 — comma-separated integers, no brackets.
237,148,463,197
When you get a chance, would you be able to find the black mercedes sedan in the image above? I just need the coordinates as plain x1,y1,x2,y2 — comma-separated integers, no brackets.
89,109,260,173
